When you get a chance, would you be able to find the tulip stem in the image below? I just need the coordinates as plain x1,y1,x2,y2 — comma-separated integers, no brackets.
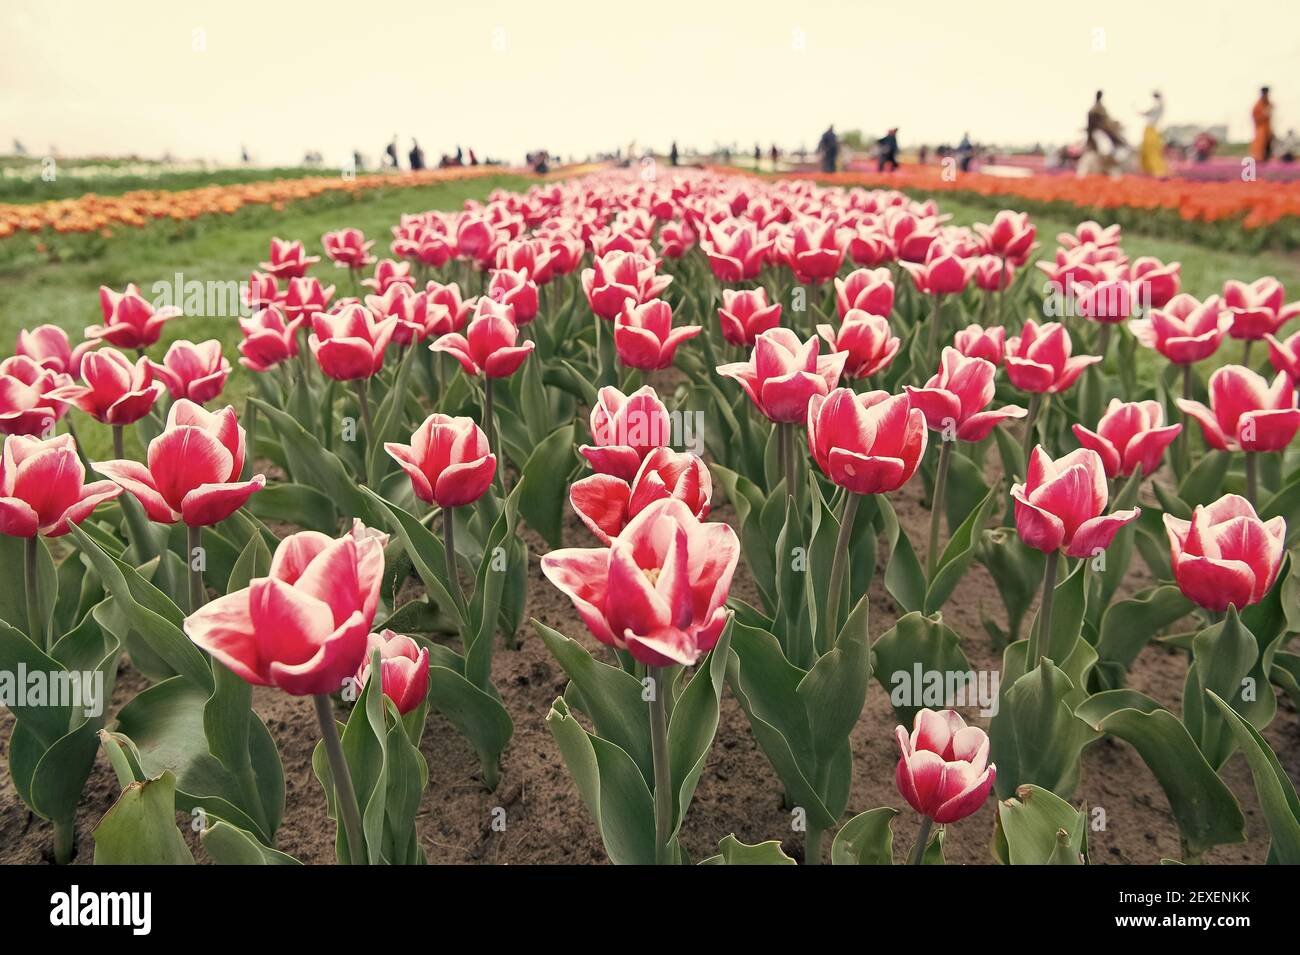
443,506,465,612
805,825,824,865
25,536,46,649
1245,452,1258,508
112,424,125,460
823,492,861,654
1096,324,1111,364
927,440,953,579
312,694,368,865
353,380,374,461
908,816,934,865
1019,392,1042,471
1242,338,1253,368
1028,549,1060,666
52,816,75,864
995,255,1008,324
648,665,675,865
186,524,205,612
925,294,945,366
782,421,798,499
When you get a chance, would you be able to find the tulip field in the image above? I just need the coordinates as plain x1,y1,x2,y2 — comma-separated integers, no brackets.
2,166,1300,870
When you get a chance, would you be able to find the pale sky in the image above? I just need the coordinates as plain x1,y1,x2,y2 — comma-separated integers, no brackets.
4,0,1298,168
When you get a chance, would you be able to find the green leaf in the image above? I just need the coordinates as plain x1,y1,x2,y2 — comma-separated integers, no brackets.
874,495,925,614
516,423,577,547
92,770,196,864
993,784,1088,865
666,626,733,845
831,807,899,865
425,664,513,792
1093,586,1194,690
1183,606,1261,769
360,486,465,631
700,833,797,865
925,478,999,613
201,820,302,864
1179,450,1231,507
872,611,972,727
248,482,337,533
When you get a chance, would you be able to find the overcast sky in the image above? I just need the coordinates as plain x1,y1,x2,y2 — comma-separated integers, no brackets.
5,0,1297,167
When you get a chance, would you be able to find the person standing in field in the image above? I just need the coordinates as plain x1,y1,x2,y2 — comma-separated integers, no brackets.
1251,87,1274,162
1139,91,1169,177
877,128,900,171
817,125,839,173
1087,91,1125,150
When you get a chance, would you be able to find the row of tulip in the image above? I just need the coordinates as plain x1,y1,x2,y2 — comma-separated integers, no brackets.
1,168,1298,866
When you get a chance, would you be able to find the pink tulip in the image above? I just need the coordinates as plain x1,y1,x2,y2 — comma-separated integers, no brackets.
782,219,845,284
0,433,122,538
0,357,70,436
895,709,996,824
718,288,782,347
366,285,433,347
1072,274,1139,324
1128,256,1181,309
579,384,672,481
96,400,265,527
183,520,388,695
487,268,539,325
807,389,927,494
1005,320,1100,394
88,284,180,350
455,216,498,264
906,348,1027,442
244,271,279,312
570,447,711,544
818,310,901,380
1176,366,1300,453
1163,495,1286,613
835,267,895,318
973,255,1014,292
383,413,496,508
718,328,847,424
952,323,1007,365
581,250,672,320
1222,277,1300,341
280,276,335,323
1266,330,1300,381
1011,447,1140,556
974,210,1037,266
902,242,976,296
701,221,770,282
846,227,895,267
1058,220,1122,250
150,340,231,404
429,301,534,378
1130,294,1232,365
259,238,319,280
540,498,738,667
356,630,430,715
322,228,376,269
362,259,416,295
658,221,696,259
423,281,476,334
47,347,163,425
1072,399,1181,479
614,299,701,371
16,325,96,377
309,303,398,381
238,306,303,372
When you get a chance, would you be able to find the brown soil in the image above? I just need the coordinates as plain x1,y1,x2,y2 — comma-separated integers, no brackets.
2,428,1296,866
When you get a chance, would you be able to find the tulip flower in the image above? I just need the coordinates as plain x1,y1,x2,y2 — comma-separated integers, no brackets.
835,267,895,318
0,356,70,437
495,238,553,284
309,303,397,382
48,348,163,456
366,284,433,347
423,281,476,335
280,276,335,322
1222,277,1299,350
902,242,976,363
1163,495,1286,613
487,268,539,325
895,709,996,862
238,306,303,372
817,310,901,380
1128,256,1181,310
614,299,701,371
1266,330,1300,382
581,250,672,320
717,288,782,347
15,324,95,377
1005,320,1101,461
782,218,845,284
244,271,279,312
701,221,770,282
658,220,696,259
322,228,376,270
974,210,1037,266
455,215,498,264
569,447,711,544
1176,366,1300,503
884,209,942,263
362,259,416,295
259,237,320,279
394,228,455,269
1058,220,1121,250
88,284,180,351
952,323,1006,365
384,413,496,509
1129,293,1232,372
356,630,430,716
973,255,1014,292
184,519,388,863
846,227,895,267
579,384,672,481
1072,399,1181,480
429,300,535,379
717,328,847,424
149,339,231,404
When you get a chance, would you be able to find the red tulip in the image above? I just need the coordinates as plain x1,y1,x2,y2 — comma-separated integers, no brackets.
1072,399,1181,479
717,288,782,347
322,228,376,269
487,268,539,325
362,259,416,295
89,284,180,350
807,389,927,494
544,235,586,276
581,250,672,320
1266,330,1300,381
884,210,941,263
280,276,335,322
701,221,769,282
614,299,701,371
183,520,388,695
1072,274,1139,324
782,218,845,284
356,630,430,715
429,300,534,378
1128,256,1181,309
1058,220,1121,250
1222,277,1300,341
895,709,996,824
1005,320,1100,394
973,255,1014,292
540,498,738,667
1176,366,1300,453
902,242,976,296
383,413,496,507
47,347,162,425
366,285,433,347
1163,494,1286,613
570,447,711,544
1011,446,1140,556
16,325,95,377
309,303,398,381
835,267,895,318
579,384,672,481
149,339,231,404
495,238,554,284
1130,293,1231,365
259,237,319,280
974,210,1037,266
244,271,280,312
0,433,122,538
718,328,847,424
906,348,1027,442
96,400,265,526
238,306,303,372
0,356,70,436
658,221,696,259
455,215,498,264
818,310,901,380
846,227,895,267
423,281,476,334
952,323,1006,365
